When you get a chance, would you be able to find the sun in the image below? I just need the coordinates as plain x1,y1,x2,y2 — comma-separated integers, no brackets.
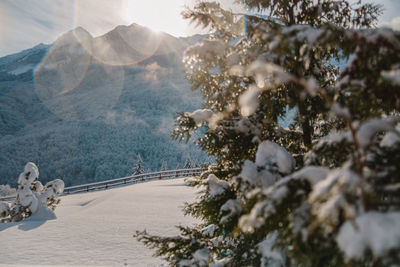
122,0,188,36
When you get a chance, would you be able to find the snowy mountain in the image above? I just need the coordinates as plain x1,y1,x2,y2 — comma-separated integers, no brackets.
0,24,206,186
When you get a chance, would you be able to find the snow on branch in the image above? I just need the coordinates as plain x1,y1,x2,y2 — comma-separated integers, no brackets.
309,165,363,232
205,174,229,197
245,61,291,89
337,212,400,260
187,109,214,126
357,116,400,149
184,39,227,62
240,141,295,188
381,69,400,86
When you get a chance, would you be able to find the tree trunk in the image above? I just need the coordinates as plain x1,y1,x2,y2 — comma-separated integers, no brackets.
298,100,312,148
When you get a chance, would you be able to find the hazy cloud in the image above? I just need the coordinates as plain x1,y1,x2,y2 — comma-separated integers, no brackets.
0,0,74,56
0,0,399,57
376,0,400,21
141,62,168,84
380,16,400,30
0,0,200,57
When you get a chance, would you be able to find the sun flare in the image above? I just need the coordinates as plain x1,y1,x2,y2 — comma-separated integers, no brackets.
122,0,188,36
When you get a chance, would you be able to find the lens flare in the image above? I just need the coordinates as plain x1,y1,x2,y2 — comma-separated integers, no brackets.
34,27,125,122
89,24,163,66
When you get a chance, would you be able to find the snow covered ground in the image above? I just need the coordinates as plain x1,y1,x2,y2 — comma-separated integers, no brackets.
0,178,199,266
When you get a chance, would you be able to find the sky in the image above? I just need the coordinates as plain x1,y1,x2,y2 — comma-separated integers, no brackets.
0,0,399,57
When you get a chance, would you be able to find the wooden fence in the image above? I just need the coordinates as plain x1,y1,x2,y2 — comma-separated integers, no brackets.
0,168,203,201
63,167,202,195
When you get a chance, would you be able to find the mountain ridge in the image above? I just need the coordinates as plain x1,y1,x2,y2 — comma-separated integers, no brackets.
0,23,207,186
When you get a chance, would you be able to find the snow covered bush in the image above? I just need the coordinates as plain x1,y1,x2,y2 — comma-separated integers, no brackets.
0,162,64,222
0,184,16,197
137,0,400,266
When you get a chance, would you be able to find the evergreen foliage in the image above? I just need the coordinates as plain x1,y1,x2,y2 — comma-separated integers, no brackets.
184,156,192,169
161,161,168,171
133,154,145,175
192,159,200,168
136,0,400,266
0,32,207,188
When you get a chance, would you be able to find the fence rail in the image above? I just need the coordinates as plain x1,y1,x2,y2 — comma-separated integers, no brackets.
0,168,203,201
0,195,15,202
63,168,203,195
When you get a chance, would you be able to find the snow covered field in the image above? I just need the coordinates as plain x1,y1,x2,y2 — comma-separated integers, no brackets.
0,178,199,266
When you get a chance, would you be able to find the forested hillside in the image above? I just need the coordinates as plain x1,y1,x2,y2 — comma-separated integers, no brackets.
0,24,207,186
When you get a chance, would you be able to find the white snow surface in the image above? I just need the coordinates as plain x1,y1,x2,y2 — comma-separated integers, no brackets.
309,167,361,231
380,131,400,147
25,202,57,221
357,117,400,149
290,166,329,186
331,102,350,119
201,224,216,237
18,162,39,186
256,141,295,175
220,199,242,224
185,39,227,61
206,174,229,197
239,85,261,117
337,212,400,260
382,69,400,85
188,109,214,126
239,141,295,188
9,64,34,75
257,232,286,267
0,178,198,267
240,160,278,187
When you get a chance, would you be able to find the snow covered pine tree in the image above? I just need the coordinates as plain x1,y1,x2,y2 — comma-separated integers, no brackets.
184,156,193,169
136,0,400,266
133,154,145,175
0,162,64,222
161,161,168,171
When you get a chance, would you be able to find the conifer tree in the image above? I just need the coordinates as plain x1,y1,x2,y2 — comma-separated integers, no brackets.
160,161,168,171
132,154,145,175
183,156,192,169
136,1,400,266
192,159,199,168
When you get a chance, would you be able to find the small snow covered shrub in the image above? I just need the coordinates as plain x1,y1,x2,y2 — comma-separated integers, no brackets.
0,184,16,197
0,162,64,222
136,0,400,266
